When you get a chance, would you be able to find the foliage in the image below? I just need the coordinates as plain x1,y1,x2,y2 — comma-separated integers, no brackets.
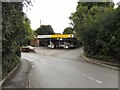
70,2,120,63
63,27,74,34
2,1,34,78
19,17,35,46
35,25,55,35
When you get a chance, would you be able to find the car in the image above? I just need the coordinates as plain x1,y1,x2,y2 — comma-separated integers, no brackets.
48,42,54,48
67,43,76,48
64,42,76,49
58,44,65,48
21,46,35,52
64,45,69,49
48,44,54,48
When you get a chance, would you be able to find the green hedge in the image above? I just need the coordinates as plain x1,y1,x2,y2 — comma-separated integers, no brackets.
2,2,33,79
70,3,120,63
2,46,21,78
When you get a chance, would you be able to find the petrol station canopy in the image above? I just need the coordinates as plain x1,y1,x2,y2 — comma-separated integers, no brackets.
37,34,74,39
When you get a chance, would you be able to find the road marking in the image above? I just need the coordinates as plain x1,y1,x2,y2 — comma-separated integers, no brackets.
78,72,102,84
95,80,102,84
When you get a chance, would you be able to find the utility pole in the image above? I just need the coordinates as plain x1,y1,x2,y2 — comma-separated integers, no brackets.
40,19,41,27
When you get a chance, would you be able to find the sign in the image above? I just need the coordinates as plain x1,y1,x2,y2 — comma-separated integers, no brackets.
37,35,51,38
51,34,74,38
37,34,74,39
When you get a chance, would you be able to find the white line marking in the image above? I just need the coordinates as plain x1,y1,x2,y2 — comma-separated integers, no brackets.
78,72,102,84
95,80,102,83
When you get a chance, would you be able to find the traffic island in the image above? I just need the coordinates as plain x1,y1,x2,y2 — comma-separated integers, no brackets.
81,53,119,71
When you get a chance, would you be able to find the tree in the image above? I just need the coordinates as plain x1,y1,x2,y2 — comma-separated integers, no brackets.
35,25,55,35
69,2,113,39
63,27,74,34
17,17,35,46
2,1,34,78
69,4,88,39
77,2,114,10
70,1,120,63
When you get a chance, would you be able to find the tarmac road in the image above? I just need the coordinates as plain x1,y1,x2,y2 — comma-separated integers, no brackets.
22,47,118,88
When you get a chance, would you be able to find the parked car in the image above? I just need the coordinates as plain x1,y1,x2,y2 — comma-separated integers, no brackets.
21,46,35,52
48,42,54,48
48,44,54,48
67,43,77,49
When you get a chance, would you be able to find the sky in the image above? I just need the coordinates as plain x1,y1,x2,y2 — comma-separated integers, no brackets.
25,0,120,33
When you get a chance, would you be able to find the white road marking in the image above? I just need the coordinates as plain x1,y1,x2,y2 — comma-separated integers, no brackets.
95,80,102,84
78,72,102,84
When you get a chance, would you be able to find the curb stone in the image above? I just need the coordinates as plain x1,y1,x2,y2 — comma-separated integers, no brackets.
24,59,33,88
81,53,119,71
0,62,20,89
0,59,32,89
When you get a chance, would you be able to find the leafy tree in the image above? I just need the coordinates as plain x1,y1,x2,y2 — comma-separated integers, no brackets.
77,2,114,10
35,25,55,35
63,27,74,34
2,1,34,78
70,2,113,39
17,17,35,46
70,1,120,63
69,4,88,39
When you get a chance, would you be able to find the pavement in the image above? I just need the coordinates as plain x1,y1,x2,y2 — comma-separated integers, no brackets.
0,47,118,88
81,53,119,71
22,47,118,88
1,59,32,89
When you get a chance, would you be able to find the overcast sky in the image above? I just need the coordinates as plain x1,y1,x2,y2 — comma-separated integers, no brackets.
26,0,119,33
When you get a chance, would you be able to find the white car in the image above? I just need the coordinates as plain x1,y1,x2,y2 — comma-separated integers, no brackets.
48,42,54,48
22,46,35,52
27,46,35,51
48,44,54,48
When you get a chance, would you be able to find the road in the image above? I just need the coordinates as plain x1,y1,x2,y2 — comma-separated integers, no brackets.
22,47,118,88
